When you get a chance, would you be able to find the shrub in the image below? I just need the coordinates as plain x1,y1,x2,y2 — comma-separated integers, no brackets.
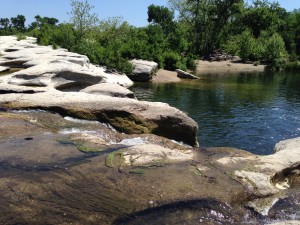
16,33,26,41
263,33,288,62
266,58,287,71
186,54,197,71
162,51,182,71
96,47,133,74
239,30,256,61
285,61,300,71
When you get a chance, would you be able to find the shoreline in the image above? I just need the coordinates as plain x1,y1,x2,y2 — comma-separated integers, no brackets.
152,60,266,83
196,59,265,74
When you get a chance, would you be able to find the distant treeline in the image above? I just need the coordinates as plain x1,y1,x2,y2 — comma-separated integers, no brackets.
1,0,300,73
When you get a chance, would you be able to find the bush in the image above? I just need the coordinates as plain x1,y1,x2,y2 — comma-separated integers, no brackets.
263,33,288,62
285,61,300,71
239,30,256,61
266,58,287,71
16,33,26,41
186,54,197,71
96,47,133,74
162,51,182,71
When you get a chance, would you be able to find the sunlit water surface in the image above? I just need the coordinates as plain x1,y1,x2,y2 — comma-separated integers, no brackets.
131,72,300,155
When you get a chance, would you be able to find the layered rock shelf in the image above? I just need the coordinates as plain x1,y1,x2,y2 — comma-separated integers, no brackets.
0,36,198,146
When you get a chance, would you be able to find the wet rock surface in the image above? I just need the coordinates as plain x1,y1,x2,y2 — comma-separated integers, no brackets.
0,91,198,146
0,111,298,224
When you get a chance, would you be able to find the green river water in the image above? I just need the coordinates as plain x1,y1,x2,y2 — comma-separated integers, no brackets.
131,71,300,155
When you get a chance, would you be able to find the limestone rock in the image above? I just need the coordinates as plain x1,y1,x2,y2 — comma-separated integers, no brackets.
268,221,300,225
0,66,9,73
0,36,198,146
0,36,134,89
81,83,135,98
123,144,193,166
216,137,300,198
128,59,158,81
0,91,199,146
176,69,199,79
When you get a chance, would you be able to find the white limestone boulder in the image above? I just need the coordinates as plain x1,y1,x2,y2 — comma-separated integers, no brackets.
128,59,158,81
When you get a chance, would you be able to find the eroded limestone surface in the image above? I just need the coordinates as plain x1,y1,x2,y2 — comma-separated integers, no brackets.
0,36,198,146
0,111,299,224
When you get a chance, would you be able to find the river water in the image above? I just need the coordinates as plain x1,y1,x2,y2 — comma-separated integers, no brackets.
131,71,300,155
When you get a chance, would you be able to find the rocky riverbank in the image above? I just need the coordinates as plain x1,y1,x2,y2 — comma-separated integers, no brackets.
0,36,299,224
0,36,198,146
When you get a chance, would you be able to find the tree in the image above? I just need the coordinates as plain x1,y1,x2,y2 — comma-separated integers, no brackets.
10,15,26,31
282,9,300,59
264,33,287,62
168,0,243,56
29,15,59,30
69,0,100,43
239,1,286,38
147,4,175,34
0,18,10,30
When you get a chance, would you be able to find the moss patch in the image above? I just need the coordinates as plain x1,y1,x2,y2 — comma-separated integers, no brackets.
56,137,104,153
76,144,102,153
105,151,125,168
96,110,157,134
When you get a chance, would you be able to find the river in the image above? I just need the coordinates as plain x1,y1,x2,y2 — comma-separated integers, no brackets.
131,71,300,155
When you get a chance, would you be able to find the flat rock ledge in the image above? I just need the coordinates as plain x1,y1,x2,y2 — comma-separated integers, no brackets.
0,91,198,146
0,110,299,223
215,137,300,215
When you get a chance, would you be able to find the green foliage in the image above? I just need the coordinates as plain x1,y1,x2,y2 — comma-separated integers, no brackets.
223,28,288,69
147,4,175,34
162,51,189,71
51,24,76,51
168,0,243,55
10,15,26,32
69,0,100,43
239,4,285,38
266,58,287,71
16,33,26,41
263,33,288,62
238,30,256,61
162,52,181,71
28,15,59,31
285,61,300,71
3,0,300,73
96,46,134,74
0,18,10,30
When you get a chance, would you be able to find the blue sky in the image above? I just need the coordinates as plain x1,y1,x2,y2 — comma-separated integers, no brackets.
0,0,299,27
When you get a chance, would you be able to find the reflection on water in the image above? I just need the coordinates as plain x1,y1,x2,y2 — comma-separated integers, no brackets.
131,72,300,155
